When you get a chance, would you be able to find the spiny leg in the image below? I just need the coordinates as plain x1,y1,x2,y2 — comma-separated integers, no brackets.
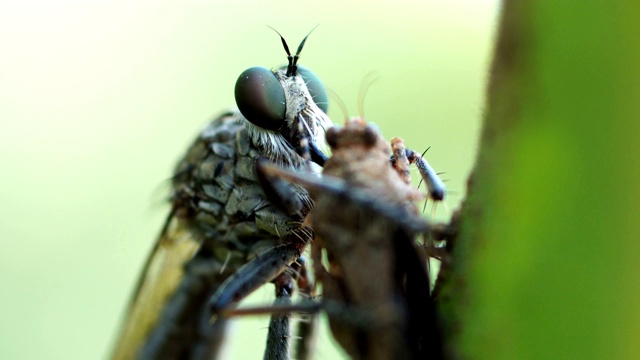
208,238,308,314
291,256,318,360
263,272,295,360
264,254,319,360
405,147,447,203
207,163,317,359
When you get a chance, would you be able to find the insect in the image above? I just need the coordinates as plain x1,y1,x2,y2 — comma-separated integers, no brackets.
214,117,445,359
110,29,333,360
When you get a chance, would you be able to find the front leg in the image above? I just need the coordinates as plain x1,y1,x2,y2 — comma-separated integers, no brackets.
208,236,308,314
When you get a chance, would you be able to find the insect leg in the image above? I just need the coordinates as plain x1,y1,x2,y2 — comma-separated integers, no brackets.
264,256,316,360
208,239,307,313
392,225,445,360
256,159,319,359
405,148,447,202
263,272,295,360
256,157,306,217
209,157,314,313
390,137,412,185
292,256,318,360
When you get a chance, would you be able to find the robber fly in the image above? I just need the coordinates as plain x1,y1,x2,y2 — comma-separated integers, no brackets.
110,30,333,360
214,117,446,359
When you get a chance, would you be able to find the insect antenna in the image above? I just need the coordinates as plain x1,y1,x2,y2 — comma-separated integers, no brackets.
293,24,319,69
326,88,350,122
266,26,292,67
267,25,319,76
357,72,380,119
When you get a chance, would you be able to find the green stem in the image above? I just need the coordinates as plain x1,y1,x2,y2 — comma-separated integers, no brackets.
439,2,640,359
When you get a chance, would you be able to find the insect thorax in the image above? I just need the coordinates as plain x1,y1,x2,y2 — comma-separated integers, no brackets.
171,113,314,265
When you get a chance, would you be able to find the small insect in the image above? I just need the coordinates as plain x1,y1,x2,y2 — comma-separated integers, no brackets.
212,116,445,359
110,29,333,360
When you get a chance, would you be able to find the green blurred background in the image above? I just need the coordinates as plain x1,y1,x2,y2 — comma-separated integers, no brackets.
0,1,498,359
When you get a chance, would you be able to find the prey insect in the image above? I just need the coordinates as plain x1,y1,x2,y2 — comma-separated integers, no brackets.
215,117,445,359
111,29,333,360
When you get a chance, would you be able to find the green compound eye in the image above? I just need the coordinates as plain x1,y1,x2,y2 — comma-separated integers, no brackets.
278,65,328,114
297,66,328,113
235,66,287,130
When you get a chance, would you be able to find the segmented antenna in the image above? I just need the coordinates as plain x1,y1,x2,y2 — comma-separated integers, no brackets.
357,72,380,119
326,88,350,121
267,25,319,77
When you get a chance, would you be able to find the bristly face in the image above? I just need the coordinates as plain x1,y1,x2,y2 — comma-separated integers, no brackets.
234,30,332,168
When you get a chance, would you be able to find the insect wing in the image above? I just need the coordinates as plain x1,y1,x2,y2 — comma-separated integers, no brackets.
111,215,201,360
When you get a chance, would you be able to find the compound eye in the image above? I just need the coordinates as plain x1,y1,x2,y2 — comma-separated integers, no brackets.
297,66,329,114
325,126,339,148
235,67,286,130
362,125,378,146
279,65,329,114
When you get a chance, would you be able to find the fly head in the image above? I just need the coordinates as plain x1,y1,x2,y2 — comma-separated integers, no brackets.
234,27,331,167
